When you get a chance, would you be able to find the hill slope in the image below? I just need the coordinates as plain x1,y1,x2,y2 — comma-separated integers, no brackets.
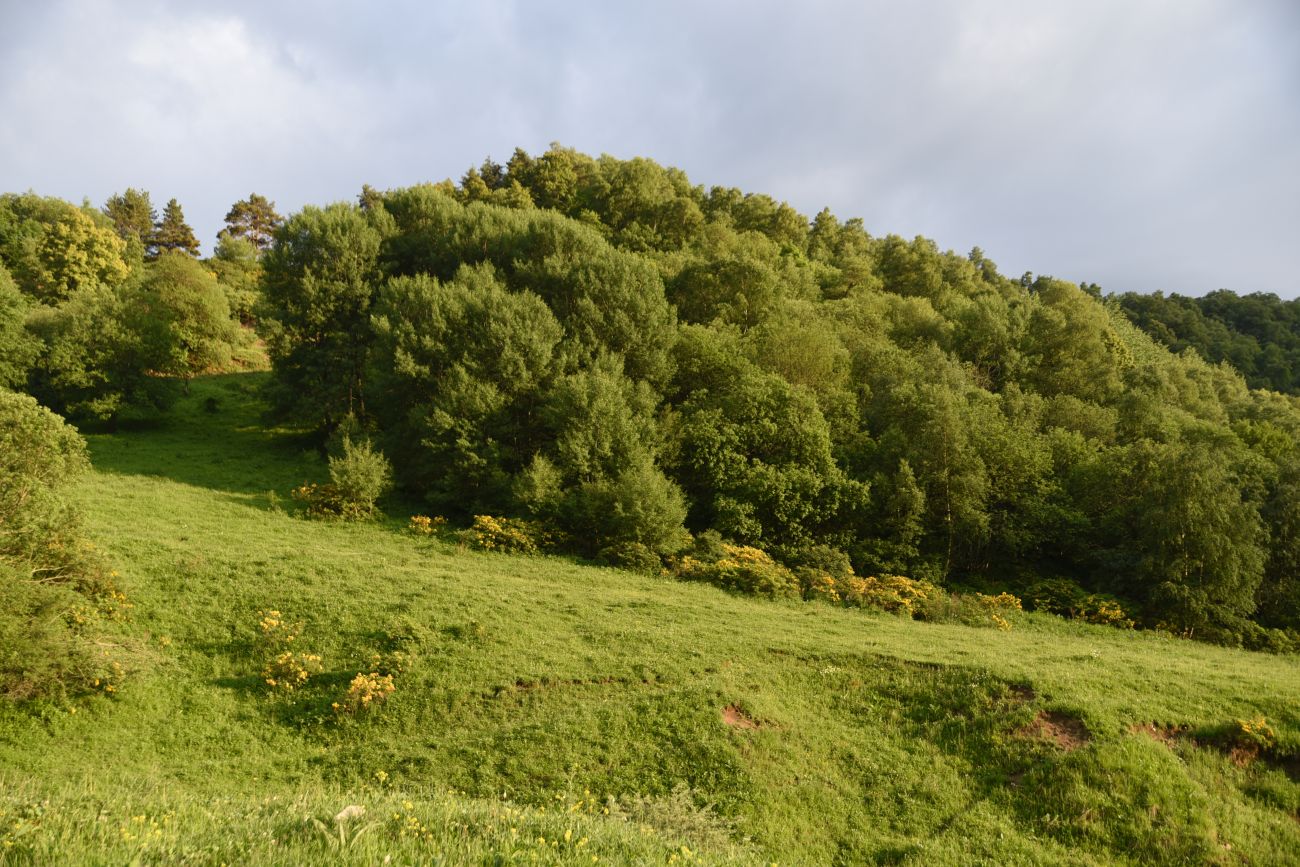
1,373,1298,865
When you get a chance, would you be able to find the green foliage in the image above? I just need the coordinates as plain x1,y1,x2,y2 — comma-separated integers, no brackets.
0,193,132,302
259,202,386,429
141,251,240,382
368,265,563,511
210,233,262,323
326,436,393,519
0,266,40,389
0,390,121,701
220,193,282,252
676,543,802,598
152,198,200,258
23,283,177,420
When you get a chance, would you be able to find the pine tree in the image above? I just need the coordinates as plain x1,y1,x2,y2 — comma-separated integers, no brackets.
153,198,201,258
218,193,281,253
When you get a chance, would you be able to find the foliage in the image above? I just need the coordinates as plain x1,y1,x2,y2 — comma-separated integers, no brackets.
465,515,543,554
334,671,396,714
0,193,131,302
140,250,240,382
152,198,200,258
0,390,122,701
219,193,282,252
326,436,393,519
675,543,801,598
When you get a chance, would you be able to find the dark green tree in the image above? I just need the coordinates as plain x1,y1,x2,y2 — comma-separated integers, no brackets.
153,198,200,258
219,193,282,252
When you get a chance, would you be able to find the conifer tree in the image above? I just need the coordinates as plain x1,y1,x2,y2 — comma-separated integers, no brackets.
153,198,200,258
218,193,281,253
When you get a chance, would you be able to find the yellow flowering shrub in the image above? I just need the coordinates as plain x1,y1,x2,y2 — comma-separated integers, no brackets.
676,545,800,598
466,515,542,554
407,515,448,536
334,671,395,714
263,651,323,692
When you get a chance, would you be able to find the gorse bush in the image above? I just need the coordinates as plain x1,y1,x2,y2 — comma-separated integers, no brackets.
464,515,544,554
676,544,801,598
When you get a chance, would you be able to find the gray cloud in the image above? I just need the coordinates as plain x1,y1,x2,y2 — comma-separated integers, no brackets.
1,0,1296,296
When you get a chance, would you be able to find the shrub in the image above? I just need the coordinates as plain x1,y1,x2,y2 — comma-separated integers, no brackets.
676,544,801,598
262,650,323,692
407,515,448,536
598,541,662,574
464,515,543,554
1026,579,1134,629
327,436,393,518
0,390,124,702
918,590,1023,631
334,671,395,714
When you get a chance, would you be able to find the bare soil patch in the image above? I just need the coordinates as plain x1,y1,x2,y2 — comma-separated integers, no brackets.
1021,711,1089,751
721,704,759,730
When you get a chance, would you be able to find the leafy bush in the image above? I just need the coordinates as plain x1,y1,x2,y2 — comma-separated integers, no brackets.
918,590,1023,631
1026,579,1134,628
290,438,392,521
327,436,392,518
334,672,396,715
598,541,662,574
0,389,125,702
676,544,801,598
407,515,448,536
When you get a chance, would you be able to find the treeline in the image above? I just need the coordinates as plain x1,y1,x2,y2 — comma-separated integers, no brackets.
1113,290,1300,395
250,145,1299,649
3,146,1299,651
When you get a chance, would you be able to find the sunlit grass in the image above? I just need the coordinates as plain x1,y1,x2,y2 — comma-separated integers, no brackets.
1,372,1296,864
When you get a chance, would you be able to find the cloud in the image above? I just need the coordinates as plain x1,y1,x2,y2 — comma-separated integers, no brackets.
0,0,1296,294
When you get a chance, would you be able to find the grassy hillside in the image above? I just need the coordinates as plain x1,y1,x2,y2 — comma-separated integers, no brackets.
2,373,1298,865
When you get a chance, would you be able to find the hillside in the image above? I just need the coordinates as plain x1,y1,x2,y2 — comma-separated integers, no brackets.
1,373,1297,865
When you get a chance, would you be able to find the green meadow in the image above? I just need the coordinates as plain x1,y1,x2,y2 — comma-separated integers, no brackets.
2,373,1298,865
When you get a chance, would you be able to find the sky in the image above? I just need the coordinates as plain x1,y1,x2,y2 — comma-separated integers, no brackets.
1,0,1297,297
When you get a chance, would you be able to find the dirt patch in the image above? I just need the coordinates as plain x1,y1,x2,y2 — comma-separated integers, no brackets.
1132,722,1190,746
1021,711,1090,751
721,704,759,730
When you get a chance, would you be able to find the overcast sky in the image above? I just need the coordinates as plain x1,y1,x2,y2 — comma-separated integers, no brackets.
2,0,1297,296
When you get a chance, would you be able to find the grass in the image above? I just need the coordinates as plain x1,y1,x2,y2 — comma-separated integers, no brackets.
2,372,1298,865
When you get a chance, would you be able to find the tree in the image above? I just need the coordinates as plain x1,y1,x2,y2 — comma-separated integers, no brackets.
219,193,282,253
260,202,386,430
153,198,200,258
209,233,261,324
141,251,239,388
367,264,564,510
102,188,156,260
0,193,131,303
0,265,40,389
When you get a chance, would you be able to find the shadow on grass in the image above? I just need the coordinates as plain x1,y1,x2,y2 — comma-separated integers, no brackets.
84,372,324,498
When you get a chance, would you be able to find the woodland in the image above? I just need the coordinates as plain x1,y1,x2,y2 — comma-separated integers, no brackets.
4,147,1300,657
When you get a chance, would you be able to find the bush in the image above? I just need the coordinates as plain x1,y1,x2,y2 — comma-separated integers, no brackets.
290,437,393,521
676,544,801,598
917,590,1023,631
598,541,662,574
0,390,124,701
1026,579,1134,628
464,515,543,554
327,436,393,518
